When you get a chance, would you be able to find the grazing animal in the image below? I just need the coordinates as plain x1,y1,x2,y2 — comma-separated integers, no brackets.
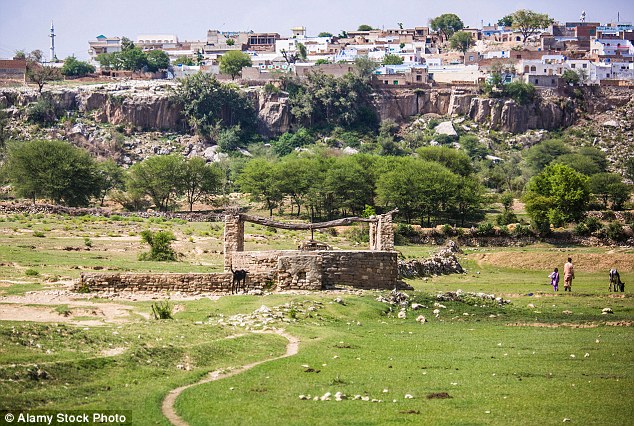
230,266,248,294
609,269,625,292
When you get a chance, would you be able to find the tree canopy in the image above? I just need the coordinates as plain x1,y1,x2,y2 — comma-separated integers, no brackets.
511,9,553,43
430,13,464,40
524,163,590,229
449,31,474,57
4,140,101,206
382,54,404,65
357,25,375,31
61,56,95,77
171,72,257,138
219,50,253,80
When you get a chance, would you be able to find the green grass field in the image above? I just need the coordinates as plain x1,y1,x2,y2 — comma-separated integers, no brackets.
0,213,632,425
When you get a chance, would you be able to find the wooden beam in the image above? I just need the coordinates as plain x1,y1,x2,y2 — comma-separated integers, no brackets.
238,209,398,230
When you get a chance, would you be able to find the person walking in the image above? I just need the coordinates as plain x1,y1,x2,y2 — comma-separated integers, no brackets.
549,267,560,292
563,257,575,292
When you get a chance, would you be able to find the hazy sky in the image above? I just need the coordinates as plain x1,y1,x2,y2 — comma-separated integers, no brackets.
0,0,632,60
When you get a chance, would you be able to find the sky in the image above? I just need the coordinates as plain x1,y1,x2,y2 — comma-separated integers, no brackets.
0,0,632,61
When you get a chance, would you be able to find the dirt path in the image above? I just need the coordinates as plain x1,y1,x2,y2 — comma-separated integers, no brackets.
161,329,300,426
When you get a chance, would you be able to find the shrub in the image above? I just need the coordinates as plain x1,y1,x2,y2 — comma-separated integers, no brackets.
584,216,603,233
606,221,627,242
345,225,369,243
83,237,93,247
505,81,535,105
476,222,495,236
138,230,177,261
512,224,533,237
26,97,59,125
25,269,39,276
32,231,45,238
151,300,174,319
574,222,590,236
496,210,518,226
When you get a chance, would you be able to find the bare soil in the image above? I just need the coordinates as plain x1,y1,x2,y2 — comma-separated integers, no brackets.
470,252,634,272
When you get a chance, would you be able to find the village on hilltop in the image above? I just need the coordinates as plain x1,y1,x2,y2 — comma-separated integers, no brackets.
1,10,633,88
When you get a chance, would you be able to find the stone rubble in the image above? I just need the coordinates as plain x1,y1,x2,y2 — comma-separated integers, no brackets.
398,241,464,279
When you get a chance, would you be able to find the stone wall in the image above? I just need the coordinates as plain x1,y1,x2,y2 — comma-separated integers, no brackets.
78,272,270,293
231,250,398,290
321,251,398,289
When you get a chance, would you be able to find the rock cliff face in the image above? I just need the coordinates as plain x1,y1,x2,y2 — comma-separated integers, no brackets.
1,82,629,136
373,88,579,133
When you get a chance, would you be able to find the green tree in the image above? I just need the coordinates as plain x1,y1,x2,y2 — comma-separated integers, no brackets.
354,56,379,80
357,24,374,31
272,128,314,156
4,140,100,206
589,173,631,210
61,56,95,77
449,31,473,58
430,13,464,40
95,159,124,206
318,32,333,38
511,9,553,43
139,230,177,261
554,153,603,176
382,54,404,65
416,146,474,176
498,15,514,27
296,43,308,61
287,71,376,130
504,81,535,104
561,69,581,86
237,159,282,216
173,55,194,66
323,156,375,216
376,158,458,226
314,59,330,65
182,157,222,211
146,50,170,72
219,50,253,80
119,45,148,71
171,73,257,138
217,126,244,152
524,139,571,173
524,163,590,227
26,62,62,93
126,155,185,211
276,156,316,216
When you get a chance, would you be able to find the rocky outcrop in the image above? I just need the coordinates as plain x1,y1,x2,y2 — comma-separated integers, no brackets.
248,90,291,137
93,94,185,131
372,87,580,133
2,83,632,137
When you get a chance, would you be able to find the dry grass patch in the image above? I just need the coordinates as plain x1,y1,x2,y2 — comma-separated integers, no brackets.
470,252,634,272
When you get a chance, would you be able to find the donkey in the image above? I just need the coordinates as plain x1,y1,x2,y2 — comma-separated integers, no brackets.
230,266,248,294
609,269,625,292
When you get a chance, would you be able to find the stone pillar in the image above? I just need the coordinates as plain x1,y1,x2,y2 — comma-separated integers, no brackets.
369,220,377,251
375,213,395,251
223,215,244,271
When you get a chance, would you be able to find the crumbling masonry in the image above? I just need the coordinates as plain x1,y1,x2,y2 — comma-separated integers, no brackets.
79,211,399,293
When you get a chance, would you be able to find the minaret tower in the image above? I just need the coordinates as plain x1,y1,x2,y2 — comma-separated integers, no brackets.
49,21,56,62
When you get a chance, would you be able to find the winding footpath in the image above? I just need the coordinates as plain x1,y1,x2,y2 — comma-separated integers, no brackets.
161,329,300,426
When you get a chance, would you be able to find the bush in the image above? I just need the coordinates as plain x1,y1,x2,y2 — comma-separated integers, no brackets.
26,97,59,125
606,221,627,242
139,230,177,261
25,269,39,276
151,300,174,319
476,222,495,236
496,210,518,226
574,222,590,236
345,225,369,243
584,216,603,233
512,224,533,237
504,81,535,105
